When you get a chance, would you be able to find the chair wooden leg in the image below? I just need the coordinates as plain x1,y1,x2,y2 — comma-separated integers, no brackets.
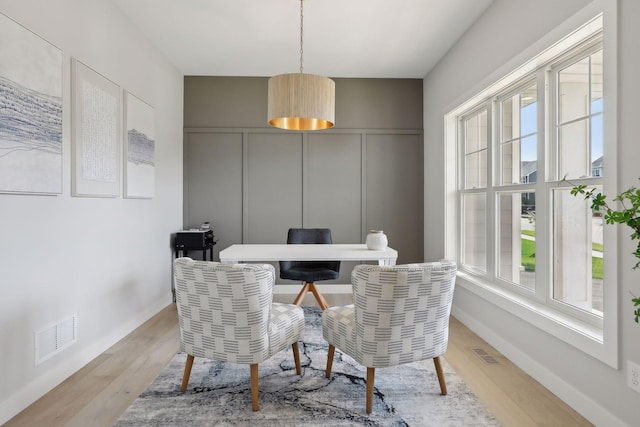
181,354,195,393
293,282,330,310
292,282,311,306
292,342,302,375
309,283,330,310
325,344,335,378
433,356,447,395
366,367,375,414
250,364,259,411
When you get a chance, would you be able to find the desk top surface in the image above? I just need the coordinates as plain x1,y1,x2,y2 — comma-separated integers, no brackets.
218,243,398,262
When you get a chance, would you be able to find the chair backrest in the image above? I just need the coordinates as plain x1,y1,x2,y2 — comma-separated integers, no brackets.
279,228,340,273
173,257,275,364
351,260,457,368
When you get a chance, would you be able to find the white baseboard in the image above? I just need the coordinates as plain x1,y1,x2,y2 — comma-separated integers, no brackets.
0,293,173,425
451,304,626,427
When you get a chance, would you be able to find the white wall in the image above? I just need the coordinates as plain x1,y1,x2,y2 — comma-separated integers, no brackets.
0,0,183,423
424,0,640,426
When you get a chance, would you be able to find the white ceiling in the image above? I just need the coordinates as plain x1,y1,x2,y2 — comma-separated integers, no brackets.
112,0,494,79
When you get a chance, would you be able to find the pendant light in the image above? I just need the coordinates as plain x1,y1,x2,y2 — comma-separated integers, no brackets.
268,0,335,130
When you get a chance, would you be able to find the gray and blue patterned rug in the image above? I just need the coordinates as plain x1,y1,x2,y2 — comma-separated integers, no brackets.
115,308,500,426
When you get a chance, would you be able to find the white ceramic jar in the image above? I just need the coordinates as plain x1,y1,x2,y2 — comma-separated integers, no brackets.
366,230,388,250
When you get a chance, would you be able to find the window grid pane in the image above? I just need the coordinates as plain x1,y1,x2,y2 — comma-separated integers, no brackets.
462,193,487,272
499,84,537,185
497,192,536,289
558,119,589,179
465,151,487,189
464,110,488,189
557,50,604,179
559,57,590,124
552,187,603,316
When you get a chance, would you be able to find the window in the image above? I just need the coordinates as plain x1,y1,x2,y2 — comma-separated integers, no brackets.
458,40,603,315
445,10,618,367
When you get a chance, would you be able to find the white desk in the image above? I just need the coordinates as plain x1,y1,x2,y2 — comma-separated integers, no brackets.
219,244,397,309
219,244,398,266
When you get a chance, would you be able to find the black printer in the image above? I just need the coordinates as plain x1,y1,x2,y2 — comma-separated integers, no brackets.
175,229,215,248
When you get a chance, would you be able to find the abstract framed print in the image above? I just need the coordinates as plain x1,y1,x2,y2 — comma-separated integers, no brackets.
0,13,63,195
123,91,155,199
71,58,121,197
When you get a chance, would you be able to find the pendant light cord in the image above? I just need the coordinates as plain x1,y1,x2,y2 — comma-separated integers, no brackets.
299,0,304,74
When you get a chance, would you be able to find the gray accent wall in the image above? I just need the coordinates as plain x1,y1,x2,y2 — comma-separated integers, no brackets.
184,77,423,282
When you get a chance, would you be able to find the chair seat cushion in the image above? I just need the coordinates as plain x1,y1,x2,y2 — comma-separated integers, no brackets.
268,303,305,357
322,305,357,359
280,267,340,282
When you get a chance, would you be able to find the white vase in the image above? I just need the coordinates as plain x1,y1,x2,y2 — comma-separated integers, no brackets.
366,230,388,250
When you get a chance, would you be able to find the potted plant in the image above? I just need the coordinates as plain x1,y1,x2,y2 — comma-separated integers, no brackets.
568,178,640,322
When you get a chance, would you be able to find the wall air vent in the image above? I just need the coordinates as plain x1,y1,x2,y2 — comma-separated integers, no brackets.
34,314,77,365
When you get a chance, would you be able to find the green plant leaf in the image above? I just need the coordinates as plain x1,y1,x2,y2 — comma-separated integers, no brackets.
567,178,640,322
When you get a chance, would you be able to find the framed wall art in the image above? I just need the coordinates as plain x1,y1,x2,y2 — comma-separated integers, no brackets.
0,13,63,195
71,58,121,197
123,91,155,199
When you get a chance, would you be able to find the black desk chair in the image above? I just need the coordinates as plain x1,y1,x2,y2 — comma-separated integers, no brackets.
280,228,340,310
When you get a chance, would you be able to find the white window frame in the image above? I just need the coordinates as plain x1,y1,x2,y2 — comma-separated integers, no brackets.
443,4,618,368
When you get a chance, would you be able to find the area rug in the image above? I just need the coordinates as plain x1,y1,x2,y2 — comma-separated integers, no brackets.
115,308,500,426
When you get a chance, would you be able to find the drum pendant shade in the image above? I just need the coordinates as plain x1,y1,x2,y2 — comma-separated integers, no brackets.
267,0,335,131
268,73,335,130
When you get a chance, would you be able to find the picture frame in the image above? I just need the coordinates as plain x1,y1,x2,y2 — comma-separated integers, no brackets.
71,58,121,197
0,13,63,195
123,91,155,199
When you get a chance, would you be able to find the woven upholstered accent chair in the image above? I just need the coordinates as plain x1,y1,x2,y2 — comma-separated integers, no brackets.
322,261,457,414
173,257,305,411
279,228,340,310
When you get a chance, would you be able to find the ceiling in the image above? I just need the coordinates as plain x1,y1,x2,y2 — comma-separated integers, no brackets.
112,0,494,79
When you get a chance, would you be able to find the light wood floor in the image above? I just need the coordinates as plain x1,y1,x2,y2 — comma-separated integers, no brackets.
5,296,593,427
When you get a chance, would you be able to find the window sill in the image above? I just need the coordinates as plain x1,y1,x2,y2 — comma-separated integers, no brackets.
455,271,617,368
